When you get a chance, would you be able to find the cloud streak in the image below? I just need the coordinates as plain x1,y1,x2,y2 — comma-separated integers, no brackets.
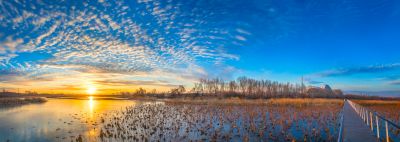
95,80,177,88
388,80,400,85
308,80,325,85
316,63,400,77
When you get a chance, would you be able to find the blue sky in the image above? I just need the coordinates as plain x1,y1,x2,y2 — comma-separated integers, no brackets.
1,0,400,95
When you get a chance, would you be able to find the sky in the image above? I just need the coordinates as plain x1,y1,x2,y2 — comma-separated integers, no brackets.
1,0,400,96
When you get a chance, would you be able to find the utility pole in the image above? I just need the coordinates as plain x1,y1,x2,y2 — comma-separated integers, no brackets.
301,76,304,94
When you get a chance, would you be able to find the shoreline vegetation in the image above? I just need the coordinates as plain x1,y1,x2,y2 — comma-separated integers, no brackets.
353,99,400,105
0,96,47,107
162,98,344,106
1,77,398,106
353,100,400,127
120,77,399,101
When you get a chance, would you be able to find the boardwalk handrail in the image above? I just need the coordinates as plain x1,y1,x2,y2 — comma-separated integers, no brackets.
337,99,345,142
374,112,400,129
348,100,400,142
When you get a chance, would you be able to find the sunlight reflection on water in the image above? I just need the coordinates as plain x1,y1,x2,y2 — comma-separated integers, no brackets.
0,98,137,141
88,96,94,117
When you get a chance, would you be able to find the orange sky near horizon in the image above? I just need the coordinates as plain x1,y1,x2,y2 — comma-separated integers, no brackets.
0,71,193,95
1,84,182,95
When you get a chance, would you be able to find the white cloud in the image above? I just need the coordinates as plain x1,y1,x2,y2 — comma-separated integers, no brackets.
0,0,247,91
36,21,59,45
235,35,247,41
236,28,251,35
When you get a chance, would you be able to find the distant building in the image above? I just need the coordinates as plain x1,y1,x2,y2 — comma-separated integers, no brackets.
323,84,334,95
306,84,343,97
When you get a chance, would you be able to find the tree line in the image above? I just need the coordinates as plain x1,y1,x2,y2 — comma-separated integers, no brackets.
122,76,345,99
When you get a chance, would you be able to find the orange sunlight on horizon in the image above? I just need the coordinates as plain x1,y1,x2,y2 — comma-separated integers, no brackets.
0,80,185,95
86,86,97,95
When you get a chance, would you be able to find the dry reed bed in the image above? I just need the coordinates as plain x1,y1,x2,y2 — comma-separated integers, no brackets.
164,98,343,106
93,99,343,142
354,100,400,137
354,100,400,124
0,97,47,106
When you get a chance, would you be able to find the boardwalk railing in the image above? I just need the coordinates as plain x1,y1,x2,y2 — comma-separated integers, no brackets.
337,99,345,142
348,100,400,142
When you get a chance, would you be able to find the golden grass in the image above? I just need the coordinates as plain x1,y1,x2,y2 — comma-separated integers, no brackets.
0,97,47,106
353,99,400,126
164,98,344,106
266,98,344,105
352,99,400,105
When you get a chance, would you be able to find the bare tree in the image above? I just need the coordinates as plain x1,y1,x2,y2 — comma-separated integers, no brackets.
134,87,146,96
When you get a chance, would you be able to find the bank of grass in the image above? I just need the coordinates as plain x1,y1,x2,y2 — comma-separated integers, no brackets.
163,97,344,106
353,99,400,106
0,97,47,107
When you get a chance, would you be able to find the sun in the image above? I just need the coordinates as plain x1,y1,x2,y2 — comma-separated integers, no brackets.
86,86,97,95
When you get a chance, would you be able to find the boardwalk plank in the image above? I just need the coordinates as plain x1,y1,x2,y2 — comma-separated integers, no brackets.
343,101,378,142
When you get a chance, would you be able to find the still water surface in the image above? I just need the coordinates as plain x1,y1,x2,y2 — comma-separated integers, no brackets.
0,97,137,142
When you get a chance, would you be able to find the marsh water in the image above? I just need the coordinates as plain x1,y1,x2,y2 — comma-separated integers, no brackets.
0,98,341,142
0,97,137,142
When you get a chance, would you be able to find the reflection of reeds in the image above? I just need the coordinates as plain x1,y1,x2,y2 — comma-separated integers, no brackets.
0,97,47,106
93,99,342,141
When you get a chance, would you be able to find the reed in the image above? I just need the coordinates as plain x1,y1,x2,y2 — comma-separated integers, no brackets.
91,99,342,141
353,100,400,105
0,97,47,106
355,100,400,127
164,98,343,106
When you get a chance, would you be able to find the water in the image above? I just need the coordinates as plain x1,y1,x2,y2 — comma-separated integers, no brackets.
98,103,341,141
0,97,137,142
0,98,341,141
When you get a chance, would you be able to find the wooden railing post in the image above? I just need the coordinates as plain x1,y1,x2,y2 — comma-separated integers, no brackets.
376,115,380,139
361,107,363,120
364,109,366,122
385,121,389,142
370,112,373,130
367,110,369,126
362,107,365,123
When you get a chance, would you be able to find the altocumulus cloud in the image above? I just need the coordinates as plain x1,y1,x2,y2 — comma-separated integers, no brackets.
0,0,249,90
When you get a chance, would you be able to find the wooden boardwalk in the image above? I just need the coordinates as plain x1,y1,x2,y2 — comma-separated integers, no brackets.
342,100,378,142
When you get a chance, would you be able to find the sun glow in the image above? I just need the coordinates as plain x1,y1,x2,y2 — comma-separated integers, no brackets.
86,86,97,95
